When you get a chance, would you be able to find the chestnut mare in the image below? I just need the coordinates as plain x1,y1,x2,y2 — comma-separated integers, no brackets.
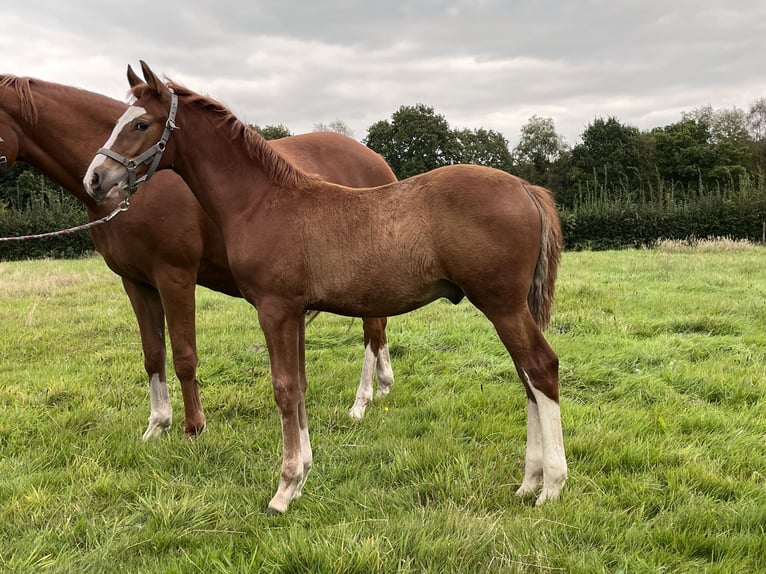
0,75,397,439
85,62,567,513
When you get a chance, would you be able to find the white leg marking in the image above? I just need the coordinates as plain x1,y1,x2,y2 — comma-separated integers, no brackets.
515,397,544,498
350,344,376,418
522,370,567,506
376,343,395,397
267,409,306,514
142,373,172,441
83,106,146,190
295,423,313,498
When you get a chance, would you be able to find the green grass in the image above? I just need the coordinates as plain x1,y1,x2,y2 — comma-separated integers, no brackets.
1,247,765,573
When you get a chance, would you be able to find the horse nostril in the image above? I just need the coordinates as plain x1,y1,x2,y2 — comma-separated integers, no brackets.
90,171,101,189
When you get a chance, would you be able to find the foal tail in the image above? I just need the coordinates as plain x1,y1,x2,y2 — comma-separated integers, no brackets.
524,184,563,331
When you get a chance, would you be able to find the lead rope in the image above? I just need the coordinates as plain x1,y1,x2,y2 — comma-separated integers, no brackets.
0,198,130,242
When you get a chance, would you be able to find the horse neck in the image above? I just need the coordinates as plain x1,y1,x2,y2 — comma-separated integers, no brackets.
0,77,127,210
170,103,313,232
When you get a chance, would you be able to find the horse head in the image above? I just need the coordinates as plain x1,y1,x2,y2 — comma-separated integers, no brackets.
84,61,178,201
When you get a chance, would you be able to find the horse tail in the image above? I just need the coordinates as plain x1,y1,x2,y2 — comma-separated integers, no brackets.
523,184,562,331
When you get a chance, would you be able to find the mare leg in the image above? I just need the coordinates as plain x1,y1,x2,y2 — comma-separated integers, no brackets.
485,306,567,506
350,317,395,419
258,299,312,515
156,278,206,437
121,278,172,440
372,318,395,397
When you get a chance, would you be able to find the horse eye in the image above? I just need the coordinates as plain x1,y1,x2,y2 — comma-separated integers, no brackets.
135,122,149,132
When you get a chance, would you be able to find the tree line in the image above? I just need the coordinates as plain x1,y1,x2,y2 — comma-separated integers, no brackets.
2,99,766,260
360,101,766,206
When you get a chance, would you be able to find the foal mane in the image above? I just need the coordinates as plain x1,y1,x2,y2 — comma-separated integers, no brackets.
132,81,315,189
0,75,38,124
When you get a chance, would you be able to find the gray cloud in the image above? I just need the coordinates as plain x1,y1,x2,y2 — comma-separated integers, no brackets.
3,0,764,146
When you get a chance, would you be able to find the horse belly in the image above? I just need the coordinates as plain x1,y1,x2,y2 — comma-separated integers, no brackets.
309,263,462,317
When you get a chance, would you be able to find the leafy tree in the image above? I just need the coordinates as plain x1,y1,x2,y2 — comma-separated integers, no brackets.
512,115,569,192
747,98,766,141
748,98,766,175
314,119,354,138
570,117,643,192
651,118,716,191
684,105,749,145
513,116,567,173
684,105,752,183
453,127,513,172
251,124,293,140
364,104,458,179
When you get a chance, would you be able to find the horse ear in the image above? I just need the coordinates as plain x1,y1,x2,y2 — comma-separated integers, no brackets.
139,60,165,94
127,65,144,88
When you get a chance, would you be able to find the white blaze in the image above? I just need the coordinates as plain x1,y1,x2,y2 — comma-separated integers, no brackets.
84,106,146,191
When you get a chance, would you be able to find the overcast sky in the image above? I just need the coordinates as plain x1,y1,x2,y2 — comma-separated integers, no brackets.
3,1,764,147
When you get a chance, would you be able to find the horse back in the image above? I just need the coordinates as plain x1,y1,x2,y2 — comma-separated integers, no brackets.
272,132,396,187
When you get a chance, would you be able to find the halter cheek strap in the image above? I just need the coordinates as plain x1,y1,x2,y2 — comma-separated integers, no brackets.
0,136,7,177
96,91,179,194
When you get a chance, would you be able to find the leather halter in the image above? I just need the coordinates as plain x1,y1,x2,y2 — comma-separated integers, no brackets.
0,136,7,177
96,91,179,194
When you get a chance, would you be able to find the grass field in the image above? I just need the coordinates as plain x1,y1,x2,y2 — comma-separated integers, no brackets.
1,245,765,573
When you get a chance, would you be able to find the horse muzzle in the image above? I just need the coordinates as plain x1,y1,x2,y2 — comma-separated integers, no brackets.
84,163,129,203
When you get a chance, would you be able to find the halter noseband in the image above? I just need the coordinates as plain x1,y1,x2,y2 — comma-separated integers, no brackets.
96,91,179,194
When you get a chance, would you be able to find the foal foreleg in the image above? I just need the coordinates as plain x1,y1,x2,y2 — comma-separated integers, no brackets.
295,397,313,498
259,302,310,515
295,316,312,496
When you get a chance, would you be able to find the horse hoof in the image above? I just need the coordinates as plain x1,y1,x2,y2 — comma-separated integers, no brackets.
266,505,284,516
376,375,394,397
349,398,370,419
141,421,171,441
183,421,207,439
349,405,367,419
534,484,565,507
515,486,537,499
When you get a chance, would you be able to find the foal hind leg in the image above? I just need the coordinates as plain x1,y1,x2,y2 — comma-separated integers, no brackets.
350,317,394,419
122,278,172,440
516,396,544,498
489,309,567,506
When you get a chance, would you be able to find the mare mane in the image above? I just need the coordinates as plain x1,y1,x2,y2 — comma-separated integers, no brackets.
0,75,38,123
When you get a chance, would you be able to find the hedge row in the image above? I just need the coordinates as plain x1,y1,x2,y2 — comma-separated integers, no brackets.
560,195,766,250
2,187,765,261
0,191,94,261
